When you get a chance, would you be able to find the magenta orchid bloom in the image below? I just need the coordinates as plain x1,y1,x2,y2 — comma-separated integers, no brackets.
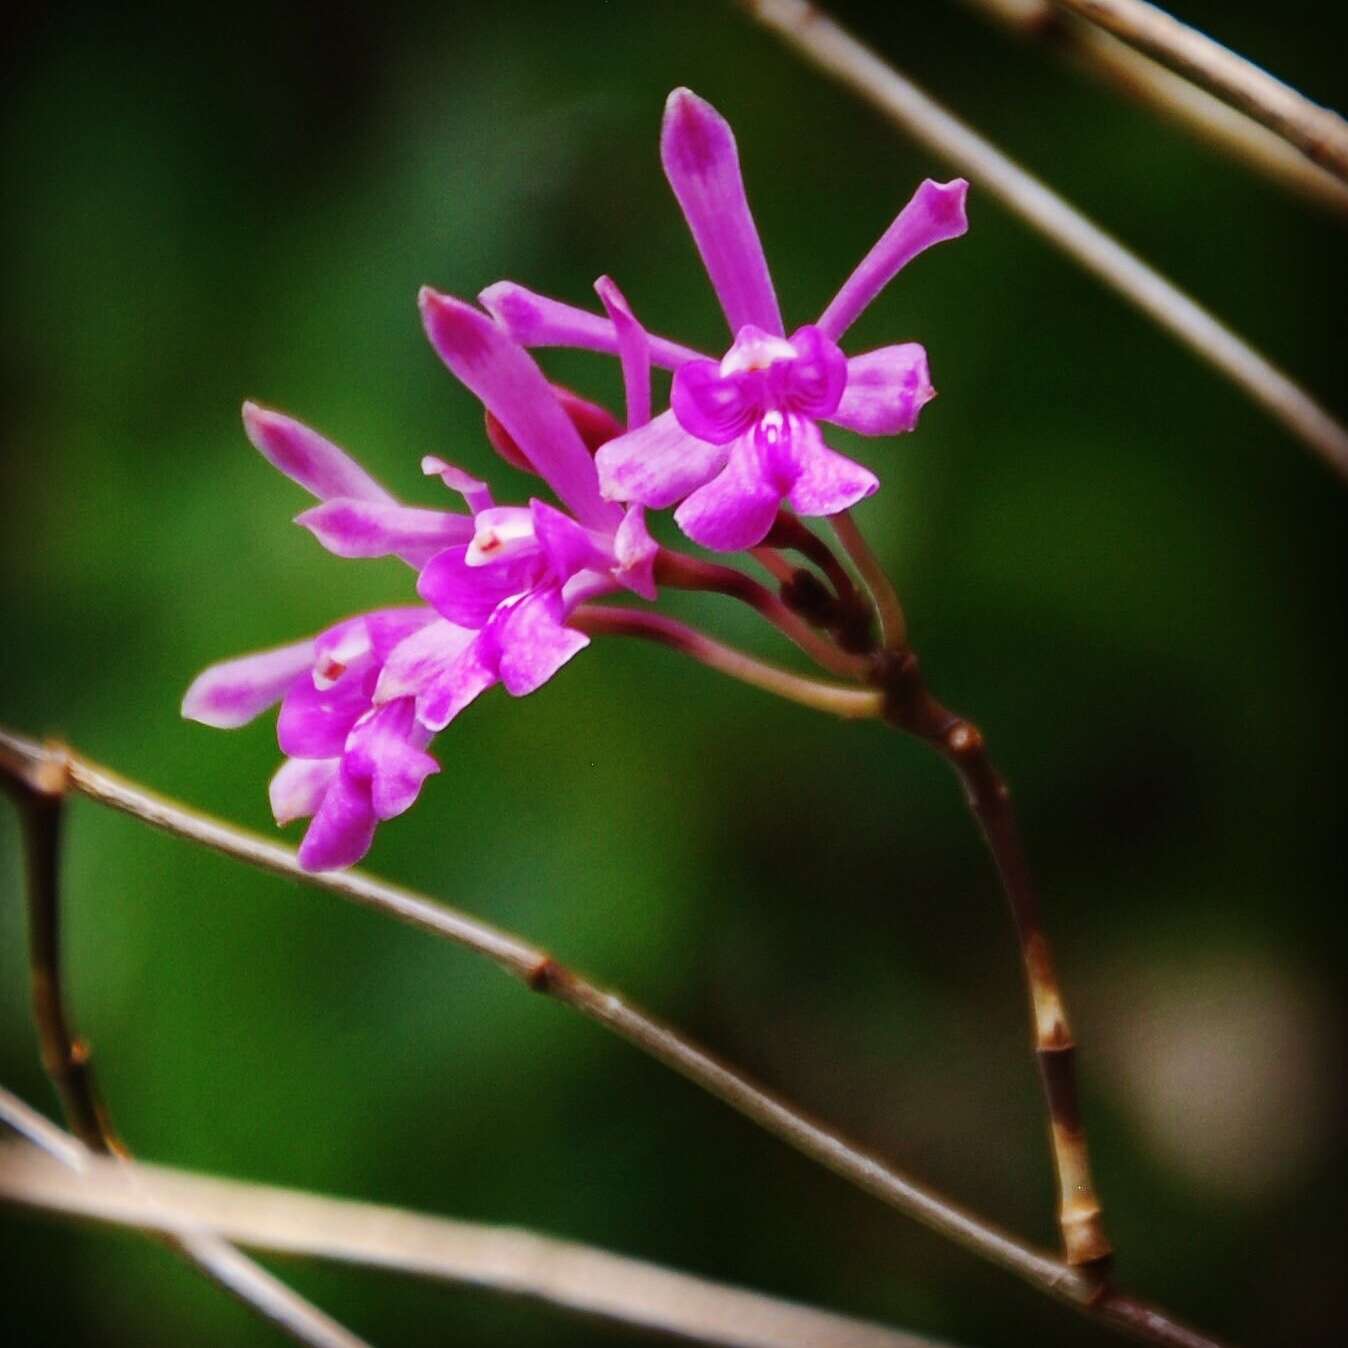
482,87,968,551
184,290,658,870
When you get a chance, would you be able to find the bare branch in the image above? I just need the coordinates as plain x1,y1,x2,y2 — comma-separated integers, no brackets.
1049,0,1348,182
0,743,371,1348
960,0,1348,216
0,725,1230,1348
0,1122,950,1348
738,0,1348,483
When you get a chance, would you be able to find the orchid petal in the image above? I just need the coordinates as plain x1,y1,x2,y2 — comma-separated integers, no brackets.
595,276,651,429
418,290,616,529
671,358,762,444
344,700,439,821
782,326,848,419
269,756,339,825
242,403,394,504
784,420,879,517
416,635,500,732
374,619,478,707
673,434,781,551
297,766,377,872
479,281,704,371
816,179,969,341
484,386,624,473
829,344,935,436
363,608,439,663
497,590,589,697
417,545,536,629
613,505,658,601
595,408,728,509
276,663,377,758
296,498,473,559
661,89,783,337
421,456,494,514
182,639,314,729
530,499,608,582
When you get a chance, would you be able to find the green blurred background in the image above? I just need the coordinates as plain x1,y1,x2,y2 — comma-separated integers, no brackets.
2,1,1344,1343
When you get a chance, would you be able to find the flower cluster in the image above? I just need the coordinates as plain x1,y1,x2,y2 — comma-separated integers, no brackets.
184,88,967,870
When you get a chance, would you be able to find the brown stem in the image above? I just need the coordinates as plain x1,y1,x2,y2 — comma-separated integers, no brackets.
0,725,1227,1348
874,649,1109,1267
0,740,370,1348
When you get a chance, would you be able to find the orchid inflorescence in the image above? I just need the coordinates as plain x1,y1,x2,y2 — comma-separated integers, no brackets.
183,88,968,871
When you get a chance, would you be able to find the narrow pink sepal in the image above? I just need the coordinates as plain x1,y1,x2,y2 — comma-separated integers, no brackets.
673,435,781,551
595,408,727,510
829,345,935,437
595,276,652,429
613,505,658,600
418,289,616,530
297,767,377,872
421,456,494,514
296,498,473,559
242,403,395,504
182,638,314,729
816,179,969,341
269,757,339,825
661,89,783,338
478,281,704,371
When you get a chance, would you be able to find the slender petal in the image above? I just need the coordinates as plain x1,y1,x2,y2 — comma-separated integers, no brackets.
595,276,651,429
478,281,704,371
784,419,880,516
276,664,378,758
530,499,608,581
421,456,494,514
484,388,624,473
829,344,935,436
661,89,783,337
613,505,658,601
419,290,617,529
415,635,499,731
374,618,477,709
596,408,728,509
344,700,439,820
497,590,589,696
816,179,969,341
269,756,338,825
418,545,537,629
182,639,314,729
297,766,377,871
296,499,473,558
242,403,394,504
673,434,782,551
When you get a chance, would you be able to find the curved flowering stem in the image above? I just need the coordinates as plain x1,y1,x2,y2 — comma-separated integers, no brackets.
0,746,368,1348
653,550,873,681
0,726,1228,1348
1048,0,1348,183
960,0,1348,217
570,606,882,719
740,0,1348,483
831,510,907,651
0,1095,945,1348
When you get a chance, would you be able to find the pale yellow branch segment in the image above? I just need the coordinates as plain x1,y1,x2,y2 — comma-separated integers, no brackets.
1049,0,1348,183
739,0,1348,483
0,1141,950,1348
962,0,1348,216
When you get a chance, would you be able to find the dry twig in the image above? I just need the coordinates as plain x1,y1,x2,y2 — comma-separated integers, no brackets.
738,0,1348,483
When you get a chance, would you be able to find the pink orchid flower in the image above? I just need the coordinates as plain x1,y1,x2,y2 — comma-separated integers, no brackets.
482,87,968,551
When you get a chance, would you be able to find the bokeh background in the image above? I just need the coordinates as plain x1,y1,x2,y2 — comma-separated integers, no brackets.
2,1,1344,1343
